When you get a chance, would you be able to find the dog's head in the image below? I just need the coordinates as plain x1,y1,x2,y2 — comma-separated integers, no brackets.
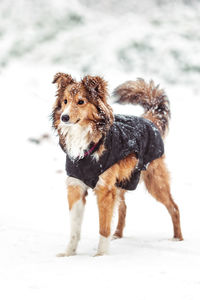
51,73,114,132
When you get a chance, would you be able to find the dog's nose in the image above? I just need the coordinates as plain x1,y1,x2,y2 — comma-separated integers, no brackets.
61,114,70,123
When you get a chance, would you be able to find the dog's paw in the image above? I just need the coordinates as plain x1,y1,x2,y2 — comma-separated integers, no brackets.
93,252,106,257
112,234,122,240
170,237,184,242
56,252,68,257
56,250,76,257
93,249,109,257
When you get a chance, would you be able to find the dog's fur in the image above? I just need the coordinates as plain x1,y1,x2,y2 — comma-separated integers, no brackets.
51,73,183,256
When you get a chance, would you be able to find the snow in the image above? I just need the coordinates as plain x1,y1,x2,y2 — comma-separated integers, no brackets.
1,0,200,299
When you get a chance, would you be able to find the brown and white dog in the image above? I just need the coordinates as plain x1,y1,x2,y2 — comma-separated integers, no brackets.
51,73,183,256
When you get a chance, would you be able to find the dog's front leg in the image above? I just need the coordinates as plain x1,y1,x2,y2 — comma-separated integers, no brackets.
57,177,87,257
95,183,117,256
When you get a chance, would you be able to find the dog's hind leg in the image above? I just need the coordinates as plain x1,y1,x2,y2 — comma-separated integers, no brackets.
142,157,183,240
57,177,88,257
113,189,127,239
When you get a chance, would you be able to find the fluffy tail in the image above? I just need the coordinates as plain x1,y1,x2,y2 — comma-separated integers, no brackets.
113,78,170,136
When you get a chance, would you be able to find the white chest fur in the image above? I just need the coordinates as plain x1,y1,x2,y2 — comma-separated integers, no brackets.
59,123,92,160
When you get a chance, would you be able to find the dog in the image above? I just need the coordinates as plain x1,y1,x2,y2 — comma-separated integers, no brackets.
51,73,183,256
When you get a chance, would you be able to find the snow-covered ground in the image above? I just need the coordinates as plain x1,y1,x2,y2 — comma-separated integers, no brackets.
1,0,200,299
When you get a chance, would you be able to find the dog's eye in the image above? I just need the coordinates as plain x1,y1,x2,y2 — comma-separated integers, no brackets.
64,99,67,104
78,100,84,105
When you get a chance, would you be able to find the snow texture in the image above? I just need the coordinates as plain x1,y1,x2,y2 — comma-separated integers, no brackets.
0,0,200,299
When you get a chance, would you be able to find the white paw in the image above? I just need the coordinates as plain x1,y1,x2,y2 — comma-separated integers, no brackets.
112,234,122,240
170,237,183,242
56,249,76,257
93,251,107,257
96,235,110,256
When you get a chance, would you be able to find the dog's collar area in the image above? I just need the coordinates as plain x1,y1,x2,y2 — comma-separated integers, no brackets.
83,143,98,157
83,135,105,158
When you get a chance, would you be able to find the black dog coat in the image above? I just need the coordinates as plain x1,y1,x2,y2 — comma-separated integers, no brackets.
65,114,164,190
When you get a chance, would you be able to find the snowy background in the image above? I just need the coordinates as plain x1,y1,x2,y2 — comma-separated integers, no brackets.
1,0,200,299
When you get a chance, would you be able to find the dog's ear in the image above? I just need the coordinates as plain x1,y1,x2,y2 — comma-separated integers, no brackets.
82,75,108,102
82,76,113,129
52,73,75,89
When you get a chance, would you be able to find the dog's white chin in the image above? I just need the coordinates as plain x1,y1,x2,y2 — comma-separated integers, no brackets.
58,122,72,137
59,122,92,160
